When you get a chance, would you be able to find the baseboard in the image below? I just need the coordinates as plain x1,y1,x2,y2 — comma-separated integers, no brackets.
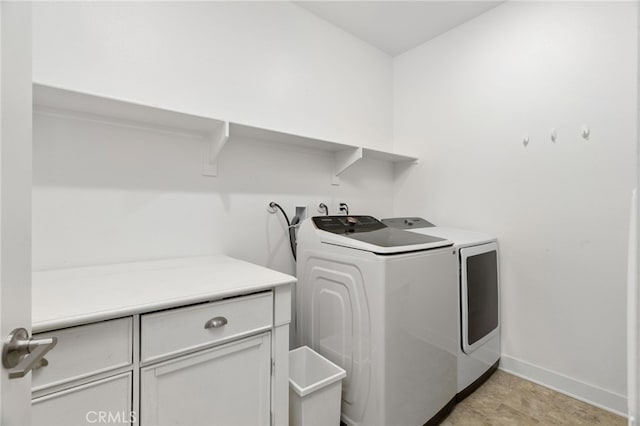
499,354,627,417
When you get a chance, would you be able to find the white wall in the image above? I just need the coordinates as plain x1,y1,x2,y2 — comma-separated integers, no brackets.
394,1,637,414
32,111,395,272
33,2,393,151
31,1,395,276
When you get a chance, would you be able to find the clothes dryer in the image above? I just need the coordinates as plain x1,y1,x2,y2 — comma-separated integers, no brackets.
296,215,458,426
381,217,500,400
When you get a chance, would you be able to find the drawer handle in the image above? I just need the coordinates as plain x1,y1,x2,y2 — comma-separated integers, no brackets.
204,316,228,330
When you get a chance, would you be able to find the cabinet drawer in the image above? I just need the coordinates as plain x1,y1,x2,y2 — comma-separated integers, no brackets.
141,292,272,364
32,372,133,426
32,318,133,393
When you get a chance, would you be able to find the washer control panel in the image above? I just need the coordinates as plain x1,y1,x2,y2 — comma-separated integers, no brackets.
312,215,386,234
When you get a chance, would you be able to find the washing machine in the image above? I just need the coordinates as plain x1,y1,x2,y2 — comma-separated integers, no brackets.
296,215,458,426
381,217,501,400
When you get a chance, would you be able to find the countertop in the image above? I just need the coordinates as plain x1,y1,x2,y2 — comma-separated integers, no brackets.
32,255,296,333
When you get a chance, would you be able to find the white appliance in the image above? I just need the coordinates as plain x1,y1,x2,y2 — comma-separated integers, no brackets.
296,215,458,426
382,217,501,400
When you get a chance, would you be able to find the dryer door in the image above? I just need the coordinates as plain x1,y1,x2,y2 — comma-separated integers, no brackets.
460,242,500,354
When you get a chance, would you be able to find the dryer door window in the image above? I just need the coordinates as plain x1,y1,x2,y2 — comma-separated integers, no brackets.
460,242,499,354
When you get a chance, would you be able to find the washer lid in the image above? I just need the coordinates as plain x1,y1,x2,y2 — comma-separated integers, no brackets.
312,216,452,254
380,217,435,229
401,226,496,247
412,227,495,246
381,217,496,247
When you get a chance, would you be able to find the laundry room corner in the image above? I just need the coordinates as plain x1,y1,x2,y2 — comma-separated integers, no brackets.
393,0,637,415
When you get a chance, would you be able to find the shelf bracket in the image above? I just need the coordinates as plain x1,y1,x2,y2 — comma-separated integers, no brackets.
331,147,363,185
203,121,230,177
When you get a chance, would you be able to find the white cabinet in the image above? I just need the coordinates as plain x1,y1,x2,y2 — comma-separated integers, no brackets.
140,333,271,426
32,372,133,426
31,282,292,426
139,292,275,425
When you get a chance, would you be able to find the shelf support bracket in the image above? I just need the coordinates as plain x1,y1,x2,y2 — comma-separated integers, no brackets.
332,147,363,185
203,121,230,177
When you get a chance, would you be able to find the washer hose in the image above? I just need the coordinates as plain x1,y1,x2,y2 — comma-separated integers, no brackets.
269,202,298,261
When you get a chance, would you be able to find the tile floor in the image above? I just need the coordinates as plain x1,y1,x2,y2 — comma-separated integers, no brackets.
441,370,626,425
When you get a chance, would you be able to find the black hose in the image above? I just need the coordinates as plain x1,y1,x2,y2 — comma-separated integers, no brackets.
290,215,299,260
270,202,297,261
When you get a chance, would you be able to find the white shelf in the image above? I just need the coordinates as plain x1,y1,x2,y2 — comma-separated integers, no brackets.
33,83,229,176
230,122,354,151
362,147,418,163
229,123,418,185
33,83,418,183
33,83,225,136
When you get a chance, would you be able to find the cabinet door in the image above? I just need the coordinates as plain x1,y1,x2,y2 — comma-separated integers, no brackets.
32,372,133,426
141,332,271,426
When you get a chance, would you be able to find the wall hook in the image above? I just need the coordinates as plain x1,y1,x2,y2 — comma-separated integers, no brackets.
523,135,530,147
581,125,590,140
551,128,557,143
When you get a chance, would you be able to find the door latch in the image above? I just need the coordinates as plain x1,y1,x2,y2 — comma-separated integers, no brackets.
2,328,57,379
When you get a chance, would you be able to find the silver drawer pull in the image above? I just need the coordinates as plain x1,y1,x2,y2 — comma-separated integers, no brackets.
204,316,228,329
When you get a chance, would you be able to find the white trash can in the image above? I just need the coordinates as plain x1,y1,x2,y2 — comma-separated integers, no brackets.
289,346,347,426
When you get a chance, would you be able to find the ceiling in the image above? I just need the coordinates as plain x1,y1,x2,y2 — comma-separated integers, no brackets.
295,1,502,56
